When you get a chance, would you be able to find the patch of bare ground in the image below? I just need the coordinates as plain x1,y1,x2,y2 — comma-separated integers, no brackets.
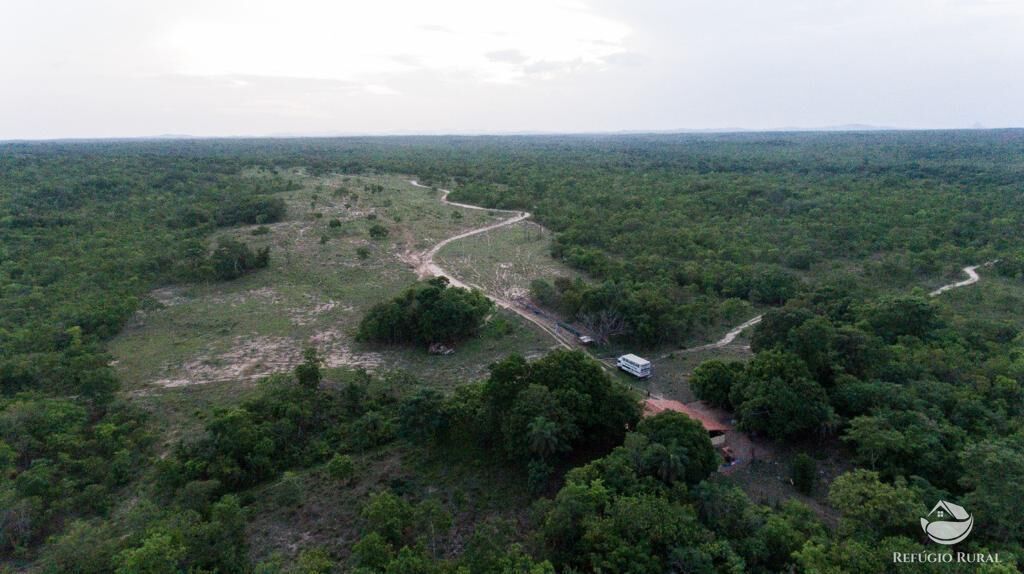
149,286,191,307
288,296,352,326
153,334,382,388
207,286,283,306
309,329,383,369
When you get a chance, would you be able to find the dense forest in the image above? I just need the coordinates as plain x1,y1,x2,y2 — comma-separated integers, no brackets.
2,131,1023,572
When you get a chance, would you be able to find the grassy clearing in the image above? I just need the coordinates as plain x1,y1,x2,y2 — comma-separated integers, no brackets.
110,173,556,439
434,220,578,301
648,344,754,401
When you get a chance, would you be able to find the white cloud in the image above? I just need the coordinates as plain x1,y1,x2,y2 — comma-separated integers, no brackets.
158,0,631,84
2,0,1023,138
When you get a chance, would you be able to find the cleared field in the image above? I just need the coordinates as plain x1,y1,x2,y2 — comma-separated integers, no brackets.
110,172,557,441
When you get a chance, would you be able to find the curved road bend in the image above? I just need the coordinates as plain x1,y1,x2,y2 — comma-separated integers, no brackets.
407,180,573,349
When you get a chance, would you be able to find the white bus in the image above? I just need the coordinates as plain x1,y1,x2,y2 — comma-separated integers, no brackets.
617,354,651,379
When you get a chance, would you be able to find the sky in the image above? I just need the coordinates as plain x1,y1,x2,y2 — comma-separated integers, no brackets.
2,0,1023,139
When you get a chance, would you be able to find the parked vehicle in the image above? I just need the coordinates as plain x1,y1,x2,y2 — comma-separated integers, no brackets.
617,353,651,378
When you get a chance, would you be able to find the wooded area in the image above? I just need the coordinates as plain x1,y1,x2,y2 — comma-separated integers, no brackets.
1,132,1022,572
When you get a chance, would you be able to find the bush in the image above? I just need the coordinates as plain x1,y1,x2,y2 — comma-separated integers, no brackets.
294,348,322,389
351,411,395,451
749,267,800,305
325,454,354,482
369,223,389,239
479,350,641,470
635,411,719,485
276,471,302,506
528,460,553,494
530,278,559,308
293,547,334,574
731,350,833,439
862,295,942,343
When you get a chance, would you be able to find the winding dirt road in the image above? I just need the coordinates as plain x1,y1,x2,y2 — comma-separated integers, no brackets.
929,263,995,296
407,181,531,286
658,315,765,360
405,180,573,349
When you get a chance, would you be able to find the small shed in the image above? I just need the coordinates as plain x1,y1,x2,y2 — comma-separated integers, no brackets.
643,398,730,446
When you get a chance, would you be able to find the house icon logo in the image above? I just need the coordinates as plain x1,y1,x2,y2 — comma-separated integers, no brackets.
921,501,974,545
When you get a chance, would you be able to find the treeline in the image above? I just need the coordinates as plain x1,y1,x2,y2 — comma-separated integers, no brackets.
357,278,493,346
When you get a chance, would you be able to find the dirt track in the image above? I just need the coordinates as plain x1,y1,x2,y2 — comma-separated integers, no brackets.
929,263,994,296
406,180,574,349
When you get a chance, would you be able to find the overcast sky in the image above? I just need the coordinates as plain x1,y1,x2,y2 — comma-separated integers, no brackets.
3,0,1023,139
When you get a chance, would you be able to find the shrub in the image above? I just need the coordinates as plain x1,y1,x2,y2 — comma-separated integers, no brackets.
276,471,302,506
293,547,334,574
635,411,719,486
325,454,354,482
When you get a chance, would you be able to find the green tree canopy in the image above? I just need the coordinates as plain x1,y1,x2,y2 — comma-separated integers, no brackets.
730,350,833,439
357,278,493,346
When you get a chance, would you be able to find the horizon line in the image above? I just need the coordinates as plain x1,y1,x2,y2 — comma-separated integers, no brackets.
3,125,1023,143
